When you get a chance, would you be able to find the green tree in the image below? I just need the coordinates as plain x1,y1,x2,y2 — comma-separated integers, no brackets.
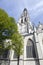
0,8,23,65
0,8,18,57
0,8,9,56
12,33,23,65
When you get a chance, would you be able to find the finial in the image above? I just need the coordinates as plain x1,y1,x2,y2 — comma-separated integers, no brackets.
24,8,27,11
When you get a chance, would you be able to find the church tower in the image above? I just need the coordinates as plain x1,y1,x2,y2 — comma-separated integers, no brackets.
17,8,33,35
17,8,38,65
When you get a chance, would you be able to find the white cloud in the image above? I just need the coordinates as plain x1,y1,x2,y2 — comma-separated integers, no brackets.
32,0,43,11
29,0,43,19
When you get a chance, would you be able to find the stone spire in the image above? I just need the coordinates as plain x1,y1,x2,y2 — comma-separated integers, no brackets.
17,8,33,34
20,8,30,24
21,8,29,17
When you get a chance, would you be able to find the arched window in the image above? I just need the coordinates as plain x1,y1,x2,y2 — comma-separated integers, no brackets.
26,39,36,58
24,17,27,22
21,19,23,23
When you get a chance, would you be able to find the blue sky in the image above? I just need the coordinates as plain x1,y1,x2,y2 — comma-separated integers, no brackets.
0,0,43,25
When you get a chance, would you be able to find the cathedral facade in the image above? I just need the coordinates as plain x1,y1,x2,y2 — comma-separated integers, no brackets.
17,8,43,65
0,8,43,65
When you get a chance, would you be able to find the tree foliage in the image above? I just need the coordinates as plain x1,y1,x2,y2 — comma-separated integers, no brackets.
0,8,18,55
12,33,23,56
0,8,24,65
11,33,23,65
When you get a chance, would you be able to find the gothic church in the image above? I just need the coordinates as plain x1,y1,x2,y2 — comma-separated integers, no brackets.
1,8,43,65
17,8,43,65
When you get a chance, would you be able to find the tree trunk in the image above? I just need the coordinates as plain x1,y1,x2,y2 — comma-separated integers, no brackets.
17,56,20,65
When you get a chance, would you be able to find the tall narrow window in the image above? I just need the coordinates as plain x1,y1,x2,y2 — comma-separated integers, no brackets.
13,51,17,58
24,17,27,22
3,49,9,58
26,39,36,58
21,19,23,23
